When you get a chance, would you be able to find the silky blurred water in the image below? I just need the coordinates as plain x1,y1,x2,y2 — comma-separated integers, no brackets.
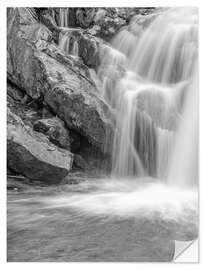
7,178,198,262
7,7,198,262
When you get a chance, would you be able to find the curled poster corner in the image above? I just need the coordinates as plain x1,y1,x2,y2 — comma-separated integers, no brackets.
174,239,199,263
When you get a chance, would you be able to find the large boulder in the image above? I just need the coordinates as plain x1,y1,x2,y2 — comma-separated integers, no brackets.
33,117,71,150
7,108,73,183
7,8,114,153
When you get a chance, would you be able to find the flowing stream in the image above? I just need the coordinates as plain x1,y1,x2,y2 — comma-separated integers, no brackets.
7,7,198,262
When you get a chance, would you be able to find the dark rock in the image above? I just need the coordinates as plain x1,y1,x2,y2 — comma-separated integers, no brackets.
69,130,81,152
76,8,96,28
7,8,114,153
76,135,112,175
7,84,42,128
61,171,91,185
42,105,55,118
7,82,25,102
68,8,78,27
7,108,73,183
73,154,88,171
33,117,71,150
77,33,100,68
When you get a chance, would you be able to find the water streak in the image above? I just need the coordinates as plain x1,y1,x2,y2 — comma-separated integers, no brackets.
59,8,69,27
59,31,79,57
99,7,198,185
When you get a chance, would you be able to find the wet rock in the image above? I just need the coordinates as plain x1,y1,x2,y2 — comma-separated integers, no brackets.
7,8,114,153
76,137,112,175
73,154,88,171
37,9,60,42
59,29,101,69
7,108,73,183
69,130,81,152
77,33,100,68
33,117,71,150
75,8,155,41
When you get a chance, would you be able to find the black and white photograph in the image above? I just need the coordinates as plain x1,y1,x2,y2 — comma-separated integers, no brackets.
5,2,199,263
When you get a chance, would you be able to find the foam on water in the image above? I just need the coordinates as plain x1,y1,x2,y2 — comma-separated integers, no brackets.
39,181,195,221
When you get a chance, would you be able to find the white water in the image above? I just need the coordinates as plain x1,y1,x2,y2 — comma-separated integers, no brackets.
167,69,199,186
44,181,197,220
55,8,198,240
7,8,199,262
59,8,69,27
99,7,198,184
57,8,80,57
59,31,79,57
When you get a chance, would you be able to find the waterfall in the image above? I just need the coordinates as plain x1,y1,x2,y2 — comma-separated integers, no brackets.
99,7,198,185
156,127,175,178
167,69,198,186
59,8,69,27
72,40,79,56
59,31,79,57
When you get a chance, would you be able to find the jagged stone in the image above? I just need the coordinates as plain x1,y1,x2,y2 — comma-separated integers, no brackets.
7,7,114,153
7,108,73,183
75,8,155,40
33,117,71,150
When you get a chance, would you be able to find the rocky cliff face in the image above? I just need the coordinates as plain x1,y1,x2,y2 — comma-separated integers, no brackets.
7,7,154,184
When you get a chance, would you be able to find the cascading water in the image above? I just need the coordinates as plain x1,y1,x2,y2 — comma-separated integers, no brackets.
59,8,69,27
7,8,199,262
48,6,199,246
167,68,198,186
99,7,198,184
57,8,80,57
59,31,79,57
